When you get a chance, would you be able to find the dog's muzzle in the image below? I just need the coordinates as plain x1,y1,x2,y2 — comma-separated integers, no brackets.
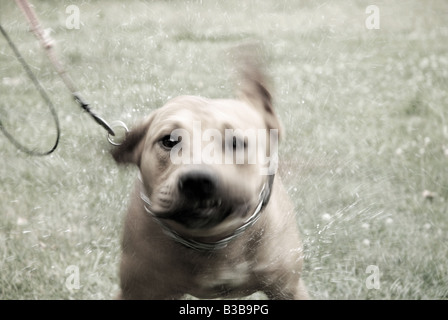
140,173,275,252
177,169,218,201
173,169,226,226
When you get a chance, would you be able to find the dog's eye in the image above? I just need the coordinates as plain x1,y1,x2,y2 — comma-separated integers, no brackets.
232,136,246,150
160,135,180,149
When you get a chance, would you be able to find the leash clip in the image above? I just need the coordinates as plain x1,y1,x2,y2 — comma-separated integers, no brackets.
107,121,129,146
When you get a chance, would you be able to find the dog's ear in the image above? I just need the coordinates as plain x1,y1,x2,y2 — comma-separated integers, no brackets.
111,116,153,166
236,48,283,139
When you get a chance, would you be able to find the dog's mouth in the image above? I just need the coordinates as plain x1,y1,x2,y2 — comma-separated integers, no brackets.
153,195,248,229
142,182,253,230
192,198,222,210
140,167,266,231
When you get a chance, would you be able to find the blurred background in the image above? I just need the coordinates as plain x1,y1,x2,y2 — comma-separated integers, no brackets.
0,0,447,299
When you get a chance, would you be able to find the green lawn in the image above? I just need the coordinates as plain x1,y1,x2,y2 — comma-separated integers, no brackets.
1,0,447,299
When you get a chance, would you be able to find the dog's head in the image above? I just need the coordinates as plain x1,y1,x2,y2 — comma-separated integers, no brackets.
112,58,282,236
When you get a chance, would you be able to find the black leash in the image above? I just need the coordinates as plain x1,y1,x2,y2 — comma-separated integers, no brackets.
0,23,60,156
1,0,124,155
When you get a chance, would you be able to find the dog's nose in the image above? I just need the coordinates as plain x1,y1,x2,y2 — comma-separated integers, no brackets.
178,170,218,199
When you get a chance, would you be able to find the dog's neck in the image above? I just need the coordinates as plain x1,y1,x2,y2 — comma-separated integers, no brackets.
140,174,275,252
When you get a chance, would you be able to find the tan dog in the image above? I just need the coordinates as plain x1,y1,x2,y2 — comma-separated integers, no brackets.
112,54,308,300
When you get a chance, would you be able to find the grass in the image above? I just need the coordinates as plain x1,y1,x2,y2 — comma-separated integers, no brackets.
1,0,447,299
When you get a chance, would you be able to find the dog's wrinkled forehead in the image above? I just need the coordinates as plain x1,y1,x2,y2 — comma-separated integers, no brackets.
148,95,265,137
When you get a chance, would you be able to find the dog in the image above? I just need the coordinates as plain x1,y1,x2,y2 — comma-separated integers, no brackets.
111,51,308,300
